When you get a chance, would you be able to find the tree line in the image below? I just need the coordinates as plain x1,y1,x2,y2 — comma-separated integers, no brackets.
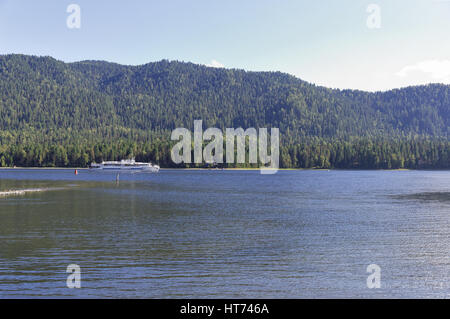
0,136,447,169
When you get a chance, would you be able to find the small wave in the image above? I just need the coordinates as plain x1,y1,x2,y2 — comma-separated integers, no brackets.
0,187,64,197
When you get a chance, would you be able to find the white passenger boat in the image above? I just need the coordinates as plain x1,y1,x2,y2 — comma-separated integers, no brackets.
90,158,160,172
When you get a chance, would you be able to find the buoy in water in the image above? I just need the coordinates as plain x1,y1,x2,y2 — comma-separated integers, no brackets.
74,169,78,175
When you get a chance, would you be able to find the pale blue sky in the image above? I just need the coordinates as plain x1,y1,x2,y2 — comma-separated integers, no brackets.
0,0,449,91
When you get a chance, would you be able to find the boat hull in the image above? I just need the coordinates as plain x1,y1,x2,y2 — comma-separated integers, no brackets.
90,166,159,172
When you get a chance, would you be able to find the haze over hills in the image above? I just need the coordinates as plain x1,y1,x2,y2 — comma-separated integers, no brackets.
0,54,448,168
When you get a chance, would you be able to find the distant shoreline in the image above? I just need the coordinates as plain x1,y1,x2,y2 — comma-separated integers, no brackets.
0,167,443,171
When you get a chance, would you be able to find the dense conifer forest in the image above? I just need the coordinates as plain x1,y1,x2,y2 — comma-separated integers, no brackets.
0,54,448,168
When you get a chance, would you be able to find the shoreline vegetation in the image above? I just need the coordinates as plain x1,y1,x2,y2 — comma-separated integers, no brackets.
0,137,448,170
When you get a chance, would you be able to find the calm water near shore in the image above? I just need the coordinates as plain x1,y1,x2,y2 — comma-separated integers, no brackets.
0,169,449,298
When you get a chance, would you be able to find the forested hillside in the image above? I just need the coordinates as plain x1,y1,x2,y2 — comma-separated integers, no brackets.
0,54,448,168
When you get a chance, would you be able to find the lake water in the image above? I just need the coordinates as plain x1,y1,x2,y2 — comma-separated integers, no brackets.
0,169,449,298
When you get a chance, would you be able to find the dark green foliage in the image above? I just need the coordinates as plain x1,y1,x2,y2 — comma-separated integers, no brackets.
0,54,448,168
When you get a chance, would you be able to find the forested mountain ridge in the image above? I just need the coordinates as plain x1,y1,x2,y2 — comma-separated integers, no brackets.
0,54,448,168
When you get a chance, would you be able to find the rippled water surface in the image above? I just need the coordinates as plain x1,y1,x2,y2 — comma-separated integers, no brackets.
0,169,449,298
